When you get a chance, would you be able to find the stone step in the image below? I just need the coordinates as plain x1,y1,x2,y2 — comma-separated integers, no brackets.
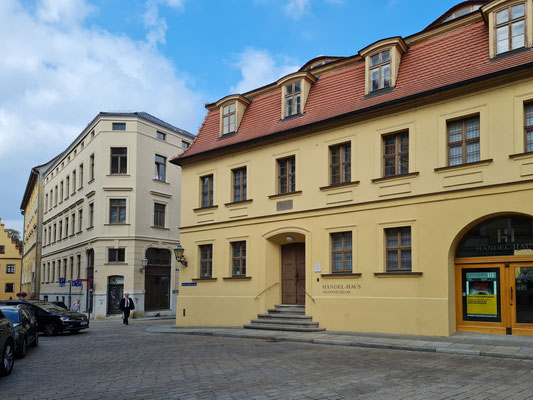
257,313,311,320
275,304,305,310
268,308,305,315
251,318,319,326
243,323,326,332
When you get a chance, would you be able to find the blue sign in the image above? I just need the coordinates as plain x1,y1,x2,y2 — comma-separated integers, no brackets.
181,282,197,287
59,278,66,284
72,281,82,287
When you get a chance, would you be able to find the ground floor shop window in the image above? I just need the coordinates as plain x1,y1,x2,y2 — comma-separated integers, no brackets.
385,227,411,271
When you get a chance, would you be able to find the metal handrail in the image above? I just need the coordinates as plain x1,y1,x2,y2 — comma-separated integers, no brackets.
305,291,315,303
254,282,280,300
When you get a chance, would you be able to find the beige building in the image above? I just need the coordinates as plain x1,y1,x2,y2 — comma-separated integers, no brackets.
172,0,533,336
0,218,21,300
20,158,58,299
40,112,193,318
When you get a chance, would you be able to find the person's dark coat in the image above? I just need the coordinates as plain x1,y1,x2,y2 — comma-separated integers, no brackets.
119,297,135,311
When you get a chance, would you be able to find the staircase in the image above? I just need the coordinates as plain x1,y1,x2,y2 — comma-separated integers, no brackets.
244,304,325,332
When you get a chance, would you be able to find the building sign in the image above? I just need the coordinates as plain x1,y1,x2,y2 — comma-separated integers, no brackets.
457,216,533,258
321,283,361,295
182,282,197,287
109,276,124,285
462,269,501,322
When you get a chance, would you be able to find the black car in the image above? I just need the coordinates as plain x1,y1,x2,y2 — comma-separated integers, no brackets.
52,301,68,310
0,300,89,336
0,306,39,358
0,310,15,377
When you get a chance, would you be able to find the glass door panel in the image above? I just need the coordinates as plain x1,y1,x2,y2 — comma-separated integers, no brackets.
514,266,533,324
462,268,501,323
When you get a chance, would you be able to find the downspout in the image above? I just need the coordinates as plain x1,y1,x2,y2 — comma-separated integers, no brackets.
35,169,42,299
19,208,25,298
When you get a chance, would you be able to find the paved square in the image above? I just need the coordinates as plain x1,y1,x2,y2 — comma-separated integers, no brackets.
1,319,533,399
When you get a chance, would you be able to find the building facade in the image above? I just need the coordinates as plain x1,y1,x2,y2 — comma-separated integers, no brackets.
0,218,22,300
173,0,533,336
20,158,57,299
40,112,193,318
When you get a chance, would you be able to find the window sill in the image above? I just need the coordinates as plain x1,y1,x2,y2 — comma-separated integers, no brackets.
88,179,95,185
152,179,169,185
372,172,419,184
319,181,360,191
374,272,423,277
365,86,395,99
106,174,130,177
222,276,251,281
87,226,94,231
193,205,218,212
280,113,304,122
268,190,302,200
191,277,217,282
151,226,169,230
104,262,128,266
224,199,253,207
104,223,130,226
509,151,533,160
434,159,493,173
321,273,362,279
217,132,237,141
76,231,83,236
490,46,531,62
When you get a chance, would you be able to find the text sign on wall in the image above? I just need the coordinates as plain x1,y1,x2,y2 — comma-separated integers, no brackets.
321,283,361,295
181,282,197,287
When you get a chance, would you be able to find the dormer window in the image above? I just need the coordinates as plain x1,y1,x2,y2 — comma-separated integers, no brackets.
370,50,391,92
285,81,301,117
222,102,236,135
495,3,525,54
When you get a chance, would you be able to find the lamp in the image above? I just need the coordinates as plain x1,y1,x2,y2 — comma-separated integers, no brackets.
139,257,148,273
174,241,188,267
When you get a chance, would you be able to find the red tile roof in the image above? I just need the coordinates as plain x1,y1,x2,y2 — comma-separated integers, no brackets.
175,20,533,163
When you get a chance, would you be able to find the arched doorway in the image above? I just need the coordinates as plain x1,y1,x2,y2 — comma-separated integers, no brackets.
145,248,171,310
455,215,533,335
107,275,124,315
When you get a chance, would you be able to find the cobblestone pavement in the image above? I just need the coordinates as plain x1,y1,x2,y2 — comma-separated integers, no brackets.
1,320,533,400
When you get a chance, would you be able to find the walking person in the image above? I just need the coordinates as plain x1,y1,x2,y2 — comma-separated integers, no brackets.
71,299,81,312
119,293,135,325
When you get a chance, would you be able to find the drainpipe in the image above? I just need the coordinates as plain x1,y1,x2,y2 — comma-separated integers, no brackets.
19,208,25,298
35,169,42,299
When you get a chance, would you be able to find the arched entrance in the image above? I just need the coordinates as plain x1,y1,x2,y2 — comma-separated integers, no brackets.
144,248,171,310
107,275,124,315
455,215,533,335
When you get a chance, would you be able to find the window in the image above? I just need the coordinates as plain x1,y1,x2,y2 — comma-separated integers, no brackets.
285,81,301,117
200,175,214,207
231,241,246,276
78,210,83,232
6,265,15,274
154,203,165,227
89,203,94,227
45,194,48,210
79,163,84,188
0,245,4,254
278,156,296,194
157,131,166,140
330,143,351,185
57,260,61,281
43,228,47,246
53,224,57,242
89,154,95,181
383,131,409,176
110,148,127,174
77,255,81,279
370,50,391,91
495,3,525,55
52,261,55,282
5,283,14,293
66,176,70,197
58,221,63,240
155,155,166,181
331,232,352,273
69,257,74,281
60,181,64,201
182,141,190,149
71,213,76,235
448,116,480,166
54,185,58,205
108,248,125,263
232,168,247,202
222,102,236,134
65,217,69,238
385,227,412,271
72,171,76,194
109,199,126,224
112,122,126,130
525,103,533,152
199,244,213,278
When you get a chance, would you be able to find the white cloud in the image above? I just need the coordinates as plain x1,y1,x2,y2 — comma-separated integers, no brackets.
230,48,300,94
0,0,203,230
284,0,310,19
143,0,184,46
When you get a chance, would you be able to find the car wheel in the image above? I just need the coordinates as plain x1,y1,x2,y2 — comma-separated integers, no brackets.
43,323,57,336
0,340,14,377
16,337,27,358
30,332,39,347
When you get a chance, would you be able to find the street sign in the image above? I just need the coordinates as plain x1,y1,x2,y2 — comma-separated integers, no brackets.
59,277,66,287
72,281,82,287
181,282,197,287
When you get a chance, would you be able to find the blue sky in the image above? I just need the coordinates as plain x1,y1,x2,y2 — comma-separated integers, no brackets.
0,0,462,232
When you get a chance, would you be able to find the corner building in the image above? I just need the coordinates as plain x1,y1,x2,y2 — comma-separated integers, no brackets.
0,218,21,300
40,112,193,318
173,0,533,336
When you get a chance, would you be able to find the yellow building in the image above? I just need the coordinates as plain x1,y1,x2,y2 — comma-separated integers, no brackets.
172,0,533,336
0,218,22,300
20,158,58,299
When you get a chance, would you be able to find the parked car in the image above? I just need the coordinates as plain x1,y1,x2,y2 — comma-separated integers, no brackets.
52,301,68,310
0,310,15,377
0,305,39,358
0,300,89,336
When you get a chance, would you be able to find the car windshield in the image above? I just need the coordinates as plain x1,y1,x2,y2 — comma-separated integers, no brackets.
0,308,20,323
33,302,67,313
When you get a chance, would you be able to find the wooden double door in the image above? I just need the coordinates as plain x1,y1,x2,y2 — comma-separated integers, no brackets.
282,243,306,305
456,262,533,335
